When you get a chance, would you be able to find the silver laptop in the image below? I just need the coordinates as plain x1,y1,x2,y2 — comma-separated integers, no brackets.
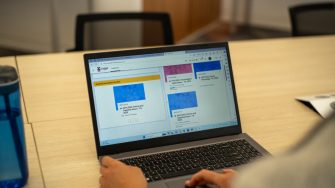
84,42,269,188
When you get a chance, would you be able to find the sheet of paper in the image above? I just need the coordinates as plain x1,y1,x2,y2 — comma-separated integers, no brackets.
296,92,335,118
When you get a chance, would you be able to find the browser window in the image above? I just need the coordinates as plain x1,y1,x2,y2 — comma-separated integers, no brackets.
88,47,238,146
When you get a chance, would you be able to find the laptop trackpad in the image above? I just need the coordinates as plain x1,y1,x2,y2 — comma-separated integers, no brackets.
165,178,215,188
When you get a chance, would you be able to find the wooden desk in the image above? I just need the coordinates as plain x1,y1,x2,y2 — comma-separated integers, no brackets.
24,123,45,188
0,56,16,67
0,57,28,123
16,47,136,123
17,36,335,125
16,52,91,123
15,36,335,187
32,117,99,188
229,36,335,153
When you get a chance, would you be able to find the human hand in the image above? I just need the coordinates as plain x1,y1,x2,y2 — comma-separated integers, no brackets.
99,156,147,188
185,169,237,188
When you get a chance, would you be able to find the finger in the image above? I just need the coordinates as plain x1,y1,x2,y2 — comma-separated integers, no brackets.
216,168,234,174
99,176,104,187
186,169,222,187
100,165,108,175
132,166,145,175
100,156,113,168
101,156,122,168
222,169,235,174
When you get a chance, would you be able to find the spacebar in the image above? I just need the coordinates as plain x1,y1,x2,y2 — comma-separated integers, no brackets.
161,168,202,179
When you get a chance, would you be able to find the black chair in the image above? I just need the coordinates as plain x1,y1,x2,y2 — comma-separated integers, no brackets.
69,12,174,51
289,2,335,36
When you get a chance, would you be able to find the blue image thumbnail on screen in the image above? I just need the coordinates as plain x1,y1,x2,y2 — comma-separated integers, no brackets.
168,91,198,117
193,60,221,79
113,83,146,111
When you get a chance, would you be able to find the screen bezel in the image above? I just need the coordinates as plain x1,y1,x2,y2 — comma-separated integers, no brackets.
84,42,242,156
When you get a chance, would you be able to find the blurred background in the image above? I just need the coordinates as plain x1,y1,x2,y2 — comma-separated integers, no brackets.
0,0,331,56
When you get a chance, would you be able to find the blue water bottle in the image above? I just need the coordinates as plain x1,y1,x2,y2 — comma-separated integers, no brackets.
0,65,28,188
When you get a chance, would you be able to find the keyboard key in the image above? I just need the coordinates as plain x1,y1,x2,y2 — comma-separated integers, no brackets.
120,139,263,182
146,177,153,182
153,175,161,181
157,169,167,175
161,168,201,179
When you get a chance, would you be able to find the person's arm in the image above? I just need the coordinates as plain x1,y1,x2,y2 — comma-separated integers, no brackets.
99,156,147,188
185,169,237,188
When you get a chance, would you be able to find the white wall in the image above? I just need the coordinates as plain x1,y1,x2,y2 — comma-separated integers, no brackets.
0,0,143,52
221,0,332,31
0,0,52,52
92,0,142,12
51,0,90,52
6,0,329,52
53,0,143,51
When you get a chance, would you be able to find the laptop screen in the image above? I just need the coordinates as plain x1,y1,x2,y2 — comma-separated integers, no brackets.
87,45,238,147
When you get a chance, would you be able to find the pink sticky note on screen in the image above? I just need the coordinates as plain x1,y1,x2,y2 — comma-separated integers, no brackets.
163,64,192,82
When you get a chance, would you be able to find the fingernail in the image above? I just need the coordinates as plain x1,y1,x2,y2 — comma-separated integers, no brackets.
185,180,190,185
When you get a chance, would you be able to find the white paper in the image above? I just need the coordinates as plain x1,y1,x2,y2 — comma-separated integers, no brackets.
296,92,335,118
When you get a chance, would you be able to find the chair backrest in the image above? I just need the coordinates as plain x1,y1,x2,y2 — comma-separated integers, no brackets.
70,12,174,51
289,2,335,36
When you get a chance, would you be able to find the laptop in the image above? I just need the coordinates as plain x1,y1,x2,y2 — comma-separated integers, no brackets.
84,42,269,188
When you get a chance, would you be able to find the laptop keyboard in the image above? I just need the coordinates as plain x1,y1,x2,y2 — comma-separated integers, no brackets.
121,139,262,182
